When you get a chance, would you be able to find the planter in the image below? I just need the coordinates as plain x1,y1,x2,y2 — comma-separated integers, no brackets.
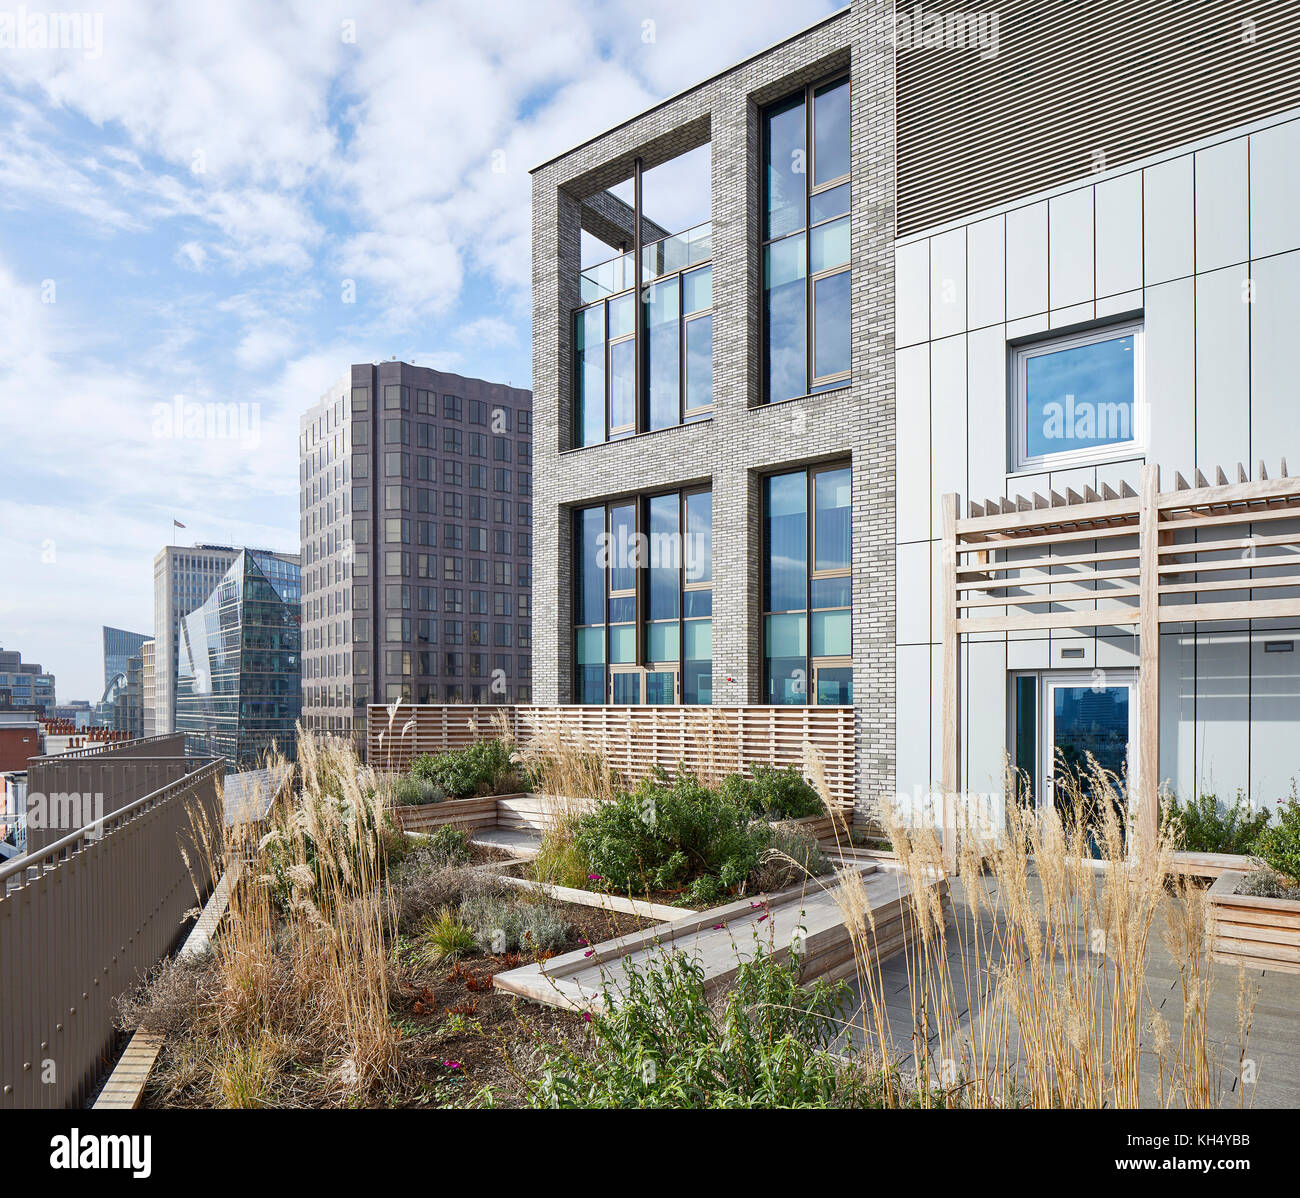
495,793,598,832
1170,850,1254,880
390,793,517,834
782,810,851,844
1208,869,1300,975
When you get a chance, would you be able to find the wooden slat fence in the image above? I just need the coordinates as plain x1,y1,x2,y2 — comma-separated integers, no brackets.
369,704,857,812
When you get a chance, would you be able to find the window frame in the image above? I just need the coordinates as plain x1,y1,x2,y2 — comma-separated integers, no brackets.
761,461,852,706
1009,318,1146,474
761,74,851,406
572,485,712,705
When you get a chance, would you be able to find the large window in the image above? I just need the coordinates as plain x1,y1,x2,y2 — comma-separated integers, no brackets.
573,488,712,704
763,76,850,403
573,151,713,447
1010,320,1144,472
763,464,851,704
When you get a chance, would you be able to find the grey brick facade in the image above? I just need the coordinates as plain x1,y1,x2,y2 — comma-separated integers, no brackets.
530,2,897,811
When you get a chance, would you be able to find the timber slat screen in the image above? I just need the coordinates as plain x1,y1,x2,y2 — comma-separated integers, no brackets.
0,760,223,1108
369,704,857,812
941,461,1300,866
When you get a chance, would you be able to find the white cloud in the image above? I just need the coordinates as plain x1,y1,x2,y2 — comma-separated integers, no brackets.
0,0,842,698
455,316,518,349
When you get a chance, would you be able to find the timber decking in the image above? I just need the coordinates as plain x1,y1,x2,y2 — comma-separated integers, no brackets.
493,862,944,1012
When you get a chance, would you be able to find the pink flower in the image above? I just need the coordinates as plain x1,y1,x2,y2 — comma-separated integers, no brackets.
588,873,603,882
711,923,726,930
757,914,769,924
750,901,765,909
443,1060,461,1070
584,949,594,957
578,937,588,946
582,1012,592,1023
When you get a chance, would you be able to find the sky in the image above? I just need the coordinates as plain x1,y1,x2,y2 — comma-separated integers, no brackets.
0,0,838,702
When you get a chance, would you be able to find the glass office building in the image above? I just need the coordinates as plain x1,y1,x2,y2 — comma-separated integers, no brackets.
175,550,302,769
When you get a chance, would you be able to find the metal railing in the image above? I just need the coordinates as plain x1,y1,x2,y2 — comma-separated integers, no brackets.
0,758,223,1108
23,734,195,856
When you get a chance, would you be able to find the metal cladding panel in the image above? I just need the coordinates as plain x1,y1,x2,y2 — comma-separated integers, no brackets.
896,0,1300,237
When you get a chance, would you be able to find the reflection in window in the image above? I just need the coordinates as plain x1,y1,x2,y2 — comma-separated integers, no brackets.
572,488,712,705
763,76,851,403
763,464,851,705
1012,322,1143,470
572,158,713,446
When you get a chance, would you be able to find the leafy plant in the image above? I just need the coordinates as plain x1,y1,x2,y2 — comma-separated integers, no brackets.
424,825,473,868
410,738,522,799
459,892,571,955
1163,791,1270,855
391,775,446,806
1253,784,1300,885
521,946,888,1108
572,770,768,902
1238,869,1300,901
719,764,825,821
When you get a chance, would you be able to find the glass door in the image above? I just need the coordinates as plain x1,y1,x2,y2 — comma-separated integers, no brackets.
609,666,678,705
644,668,678,705
1042,672,1137,833
609,668,641,705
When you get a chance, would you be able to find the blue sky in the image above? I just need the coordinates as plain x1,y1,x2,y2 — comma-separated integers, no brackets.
0,0,837,700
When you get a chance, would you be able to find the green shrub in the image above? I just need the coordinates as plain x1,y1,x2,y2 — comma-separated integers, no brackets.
424,825,473,868
1164,791,1271,854
522,946,885,1108
572,771,767,901
418,908,476,962
410,738,521,800
718,764,825,821
459,892,571,955
1239,869,1300,901
391,774,446,806
1254,785,1300,885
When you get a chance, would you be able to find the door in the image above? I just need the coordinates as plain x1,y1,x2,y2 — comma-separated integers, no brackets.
608,666,678,705
813,663,853,705
644,668,678,705
609,668,641,705
1041,671,1137,827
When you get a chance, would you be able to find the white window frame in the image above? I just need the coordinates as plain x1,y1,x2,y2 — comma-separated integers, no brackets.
1008,669,1139,817
1010,320,1146,474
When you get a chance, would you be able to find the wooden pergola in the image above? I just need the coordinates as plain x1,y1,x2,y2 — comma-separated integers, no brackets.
940,461,1300,870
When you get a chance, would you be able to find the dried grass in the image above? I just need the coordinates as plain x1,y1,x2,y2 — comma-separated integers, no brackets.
817,751,1255,1109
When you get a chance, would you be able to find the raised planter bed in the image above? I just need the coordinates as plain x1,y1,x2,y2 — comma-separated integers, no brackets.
1170,850,1253,880
493,860,948,1012
389,792,525,834
1208,869,1300,975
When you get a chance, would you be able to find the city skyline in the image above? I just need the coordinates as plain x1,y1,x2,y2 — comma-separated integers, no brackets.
0,1,835,700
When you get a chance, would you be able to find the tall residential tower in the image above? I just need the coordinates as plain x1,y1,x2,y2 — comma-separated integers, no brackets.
300,363,534,746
